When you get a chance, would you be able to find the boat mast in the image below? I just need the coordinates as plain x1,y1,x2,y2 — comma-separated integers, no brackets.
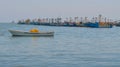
98,14,102,22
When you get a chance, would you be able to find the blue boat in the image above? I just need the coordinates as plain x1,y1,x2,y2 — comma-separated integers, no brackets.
84,22,112,28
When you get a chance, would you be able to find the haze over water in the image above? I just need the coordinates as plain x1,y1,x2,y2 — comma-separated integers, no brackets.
0,0,120,22
0,23,120,67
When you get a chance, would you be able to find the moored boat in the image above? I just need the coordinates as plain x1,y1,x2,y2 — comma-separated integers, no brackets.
9,30,54,37
84,22,113,28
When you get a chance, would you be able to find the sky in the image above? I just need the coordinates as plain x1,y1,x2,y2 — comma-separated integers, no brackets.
0,0,120,22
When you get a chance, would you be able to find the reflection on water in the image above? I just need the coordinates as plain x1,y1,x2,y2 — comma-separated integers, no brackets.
31,37,40,46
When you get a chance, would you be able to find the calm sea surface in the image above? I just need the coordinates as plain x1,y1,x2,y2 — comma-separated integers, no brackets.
0,23,120,67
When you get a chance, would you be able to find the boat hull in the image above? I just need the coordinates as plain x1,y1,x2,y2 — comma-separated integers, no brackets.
9,30,54,37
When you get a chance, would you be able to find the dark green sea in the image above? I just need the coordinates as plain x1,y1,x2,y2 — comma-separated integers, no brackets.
0,23,120,67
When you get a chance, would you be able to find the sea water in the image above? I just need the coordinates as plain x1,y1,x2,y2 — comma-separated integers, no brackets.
0,23,120,67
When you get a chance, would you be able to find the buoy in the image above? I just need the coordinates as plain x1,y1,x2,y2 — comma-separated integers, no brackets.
30,28,39,33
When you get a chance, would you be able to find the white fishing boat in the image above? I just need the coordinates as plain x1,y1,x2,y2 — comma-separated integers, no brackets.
9,30,54,37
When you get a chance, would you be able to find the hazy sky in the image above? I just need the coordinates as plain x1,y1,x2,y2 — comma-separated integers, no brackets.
0,0,120,22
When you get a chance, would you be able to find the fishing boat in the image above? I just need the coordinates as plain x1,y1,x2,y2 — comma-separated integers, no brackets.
9,29,54,37
84,22,113,28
